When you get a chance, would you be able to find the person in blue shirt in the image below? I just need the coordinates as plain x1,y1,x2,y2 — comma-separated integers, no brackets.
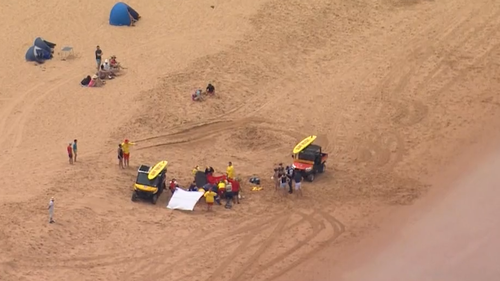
72,139,78,162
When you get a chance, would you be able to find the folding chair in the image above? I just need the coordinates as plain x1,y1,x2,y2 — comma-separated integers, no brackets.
60,46,74,60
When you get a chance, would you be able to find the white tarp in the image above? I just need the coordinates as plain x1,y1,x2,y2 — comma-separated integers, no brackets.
166,188,204,211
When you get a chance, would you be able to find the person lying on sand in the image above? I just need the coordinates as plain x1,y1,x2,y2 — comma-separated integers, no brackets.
88,75,105,87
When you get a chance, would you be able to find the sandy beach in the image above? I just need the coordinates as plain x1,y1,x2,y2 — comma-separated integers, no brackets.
272,134,500,281
1,0,500,280
341,148,500,281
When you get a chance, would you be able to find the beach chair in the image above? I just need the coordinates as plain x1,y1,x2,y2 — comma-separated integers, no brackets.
60,46,74,60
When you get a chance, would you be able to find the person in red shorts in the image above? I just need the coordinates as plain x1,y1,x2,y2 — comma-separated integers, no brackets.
120,139,135,168
231,178,240,204
67,143,73,164
204,187,217,212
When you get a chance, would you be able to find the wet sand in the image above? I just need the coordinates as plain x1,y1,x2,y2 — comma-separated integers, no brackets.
338,148,500,281
272,139,500,281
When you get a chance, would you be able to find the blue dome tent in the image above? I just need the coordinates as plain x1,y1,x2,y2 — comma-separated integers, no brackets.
109,2,140,26
25,46,51,63
34,37,56,53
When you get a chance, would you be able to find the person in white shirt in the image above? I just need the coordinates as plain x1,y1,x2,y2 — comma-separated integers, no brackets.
48,197,55,223
103,59,111,71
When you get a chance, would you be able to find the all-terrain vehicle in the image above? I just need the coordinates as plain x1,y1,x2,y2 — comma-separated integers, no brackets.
292,136,328,182
131,161,168,204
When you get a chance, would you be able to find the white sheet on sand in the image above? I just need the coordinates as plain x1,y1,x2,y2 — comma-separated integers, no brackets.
166,188,203,211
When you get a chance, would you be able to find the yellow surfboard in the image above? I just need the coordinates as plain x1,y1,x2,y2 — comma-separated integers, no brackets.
292,135,317,154
148,160,168,180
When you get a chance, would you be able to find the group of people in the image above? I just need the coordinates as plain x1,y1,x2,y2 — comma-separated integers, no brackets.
165,162,240,211
65,138,134,168
273,163,303,197
192,83,216,101
80,46,125,87
66,139,78,164
117,139,135,169
200,162,240,211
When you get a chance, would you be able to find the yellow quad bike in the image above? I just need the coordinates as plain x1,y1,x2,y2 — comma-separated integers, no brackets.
131,161,168,204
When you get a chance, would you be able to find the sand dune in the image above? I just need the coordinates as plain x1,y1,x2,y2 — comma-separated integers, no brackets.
1,0,500,280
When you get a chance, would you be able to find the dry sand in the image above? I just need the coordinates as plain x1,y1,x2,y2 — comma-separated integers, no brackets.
1,0,500,280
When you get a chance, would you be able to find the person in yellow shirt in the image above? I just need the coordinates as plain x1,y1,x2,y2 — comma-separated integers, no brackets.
120,139,135,168
217,180,226,197
226,162,235,180
192,166,200,175
203,188,217,211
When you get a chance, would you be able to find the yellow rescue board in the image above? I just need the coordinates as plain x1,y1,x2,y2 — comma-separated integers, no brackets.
292,136,317,154
148,160,168,180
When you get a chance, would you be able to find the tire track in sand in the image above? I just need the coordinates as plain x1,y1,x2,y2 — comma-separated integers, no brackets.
356,0,499,169
373,0,498,126
412,9,500,103
294,0,483,172
36,207,344,281
133,117,306,152
228,212,323,281
162,210,344,281
133,117,269,150
266,210,345,281
385,2,500,126
142,212,316,281
21,215,280,269
224,210,344,281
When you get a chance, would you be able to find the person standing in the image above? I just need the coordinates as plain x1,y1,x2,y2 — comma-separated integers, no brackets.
224,181,233,209
48,197,55,223
120,139,135,168
169,178,179,195
231,179,240,205
279,174,289,196
293,170,303,197
72,139,78,162
226,162,235,180
67,143,73,164
286,165,294,194
204,187,217,212
117,144,124,169
95,45,103,70
277,163,285,177
273,168,280,191
205,184,221,205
